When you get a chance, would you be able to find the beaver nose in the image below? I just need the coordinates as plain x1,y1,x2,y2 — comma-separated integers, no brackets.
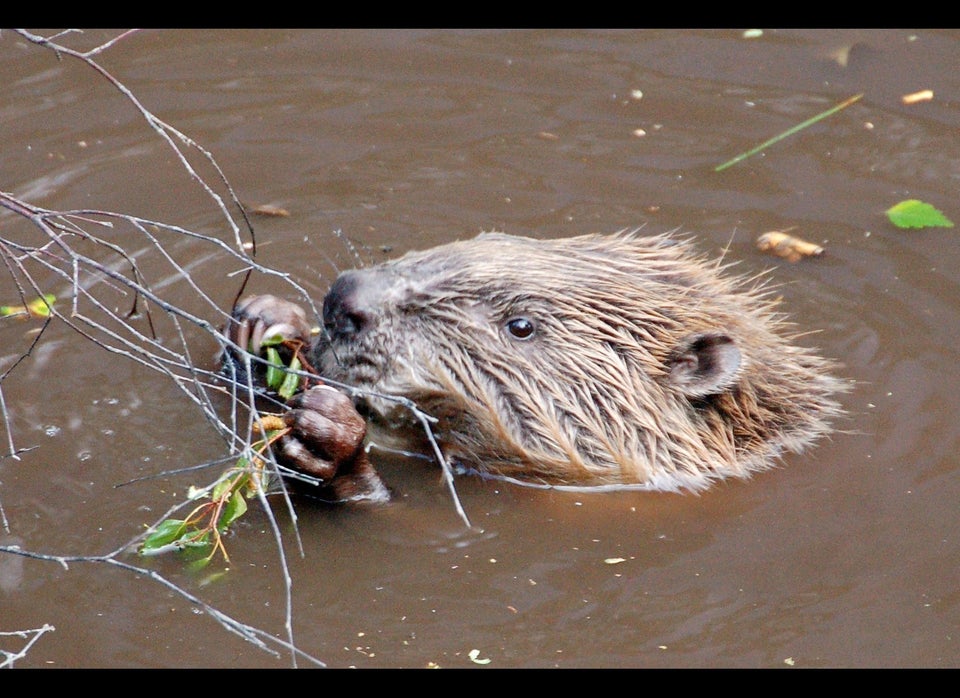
323,270,376,341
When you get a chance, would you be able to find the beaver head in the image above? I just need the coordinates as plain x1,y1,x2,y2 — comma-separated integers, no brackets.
315,231,844,491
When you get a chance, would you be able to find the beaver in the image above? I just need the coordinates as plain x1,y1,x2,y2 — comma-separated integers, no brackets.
222,230,845,502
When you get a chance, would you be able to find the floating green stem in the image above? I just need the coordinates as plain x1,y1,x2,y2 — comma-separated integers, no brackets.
715,93,864,172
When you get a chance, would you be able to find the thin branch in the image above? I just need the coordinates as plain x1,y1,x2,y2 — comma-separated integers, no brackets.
12,29,250,251
0,624,56,669
0,545,325,667
0,29,472,669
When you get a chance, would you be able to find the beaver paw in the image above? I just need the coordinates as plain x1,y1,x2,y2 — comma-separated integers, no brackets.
278,385,390,504
224,294,314,358
219,294,316,390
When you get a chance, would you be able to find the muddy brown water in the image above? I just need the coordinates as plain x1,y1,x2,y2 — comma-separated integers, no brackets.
1,28,959,668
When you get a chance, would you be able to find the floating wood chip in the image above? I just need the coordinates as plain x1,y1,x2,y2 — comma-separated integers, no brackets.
249,204,290,217
902,89,934,105
756,230,824,262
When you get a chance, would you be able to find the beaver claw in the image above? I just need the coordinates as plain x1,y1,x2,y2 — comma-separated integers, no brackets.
224,294,314,360
279,385,390,504
220,294,317,395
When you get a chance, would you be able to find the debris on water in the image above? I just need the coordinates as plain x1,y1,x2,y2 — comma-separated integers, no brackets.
249,204,290,217
756,230,824,262
901,89,934,105
886,199,954,229
468,648,491,665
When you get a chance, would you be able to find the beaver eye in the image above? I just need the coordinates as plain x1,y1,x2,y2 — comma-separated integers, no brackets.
505,316,536,340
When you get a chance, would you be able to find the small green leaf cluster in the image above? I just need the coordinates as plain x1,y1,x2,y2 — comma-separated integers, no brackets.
261,334,303,400
138,432,284,567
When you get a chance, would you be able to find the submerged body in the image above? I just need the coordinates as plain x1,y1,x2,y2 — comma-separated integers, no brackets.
226,231,845,497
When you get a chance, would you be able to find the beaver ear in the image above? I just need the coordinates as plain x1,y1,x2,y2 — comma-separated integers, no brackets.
666,332,742,397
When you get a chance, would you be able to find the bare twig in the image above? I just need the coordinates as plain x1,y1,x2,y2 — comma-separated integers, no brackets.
0,624,56,669
0,544,325,667
11,29,252,251
0,28,468,667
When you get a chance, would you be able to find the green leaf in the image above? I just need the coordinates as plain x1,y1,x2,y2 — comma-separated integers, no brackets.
260,333,286,347
278,355,302,400
26,294,56,317
185,531,212,548
211,471,238,501
886,199,954,229
0,293,56,318
264,346,284,390
187,556,213,572
218,489,248,532
140,519,189,551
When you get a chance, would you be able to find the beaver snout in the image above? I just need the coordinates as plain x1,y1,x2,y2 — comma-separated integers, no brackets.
323,270,378,341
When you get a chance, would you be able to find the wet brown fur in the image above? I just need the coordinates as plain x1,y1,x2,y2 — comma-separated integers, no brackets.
311,230,845,492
